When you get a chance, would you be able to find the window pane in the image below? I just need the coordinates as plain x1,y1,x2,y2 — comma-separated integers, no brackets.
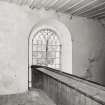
32,28,61,70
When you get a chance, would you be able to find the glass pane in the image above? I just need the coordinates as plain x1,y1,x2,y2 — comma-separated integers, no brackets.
56,52,60,57
37,45,42,51
41,45,46,51
55,59,60,64
48,46,57,51
32,52,37,58
37,52,46,58
37,59,46,66
32,28,61,69
32,59,37,65
55,65,60,69
32,45,37,51
47,59,54,65
47,51,56,58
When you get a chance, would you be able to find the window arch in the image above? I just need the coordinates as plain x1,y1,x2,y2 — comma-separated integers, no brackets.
28,21,72,88
32,28,61,70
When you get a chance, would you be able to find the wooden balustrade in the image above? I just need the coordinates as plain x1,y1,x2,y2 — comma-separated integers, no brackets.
31,65,105,105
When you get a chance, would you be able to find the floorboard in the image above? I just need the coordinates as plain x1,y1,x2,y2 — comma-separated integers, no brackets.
0,88,56,105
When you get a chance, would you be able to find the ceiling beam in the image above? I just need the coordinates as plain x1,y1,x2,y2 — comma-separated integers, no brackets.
70,0,98,14
56,0,72,11
29,0,35,8
75,1,105,16
43,0,58,9
22,0,28,5
61,0,84,12
88,11,105,18
44,0,53,7
82,6,105,17
48,0,61,8
35,0,43,8
39,0,50,8
97,16,105,20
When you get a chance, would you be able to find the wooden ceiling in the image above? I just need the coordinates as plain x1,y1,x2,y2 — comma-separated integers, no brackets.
1,0,105,20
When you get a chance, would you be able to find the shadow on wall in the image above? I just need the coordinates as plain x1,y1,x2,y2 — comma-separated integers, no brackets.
83,56,97,80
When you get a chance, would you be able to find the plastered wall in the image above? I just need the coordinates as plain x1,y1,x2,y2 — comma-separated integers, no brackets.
0,2,72,94
0,1,105,94
0,2,31,94
28,11,105,86
66,17,105,85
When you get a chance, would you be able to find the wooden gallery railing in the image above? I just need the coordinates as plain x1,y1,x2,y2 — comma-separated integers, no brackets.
31,65,105,105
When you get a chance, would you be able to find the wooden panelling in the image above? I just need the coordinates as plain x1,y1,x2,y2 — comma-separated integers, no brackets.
71,0,105,15
57,0,82,12
82,6,105,17
76,1,105,16
32,69,43,89
31,66,105,105
66,0,97,14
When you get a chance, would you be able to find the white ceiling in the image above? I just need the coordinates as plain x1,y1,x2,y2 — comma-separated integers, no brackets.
1,0,105,20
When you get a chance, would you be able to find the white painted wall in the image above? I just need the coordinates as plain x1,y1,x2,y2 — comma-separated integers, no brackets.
0,1,105,94
65,17,105,84
0,2,31,94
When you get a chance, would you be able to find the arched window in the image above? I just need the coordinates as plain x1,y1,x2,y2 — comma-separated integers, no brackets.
28,22,72,88
32,29,61,70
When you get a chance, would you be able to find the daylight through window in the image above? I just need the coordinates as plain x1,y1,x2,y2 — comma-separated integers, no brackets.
32,29,61,70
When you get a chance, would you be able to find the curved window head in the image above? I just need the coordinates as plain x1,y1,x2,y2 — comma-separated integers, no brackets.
32,28,61,70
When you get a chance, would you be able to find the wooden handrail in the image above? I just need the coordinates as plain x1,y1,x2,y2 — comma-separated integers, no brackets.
31,65,105,105
31,65,105,90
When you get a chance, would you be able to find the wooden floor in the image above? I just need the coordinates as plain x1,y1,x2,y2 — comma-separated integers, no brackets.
0,89,56,105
